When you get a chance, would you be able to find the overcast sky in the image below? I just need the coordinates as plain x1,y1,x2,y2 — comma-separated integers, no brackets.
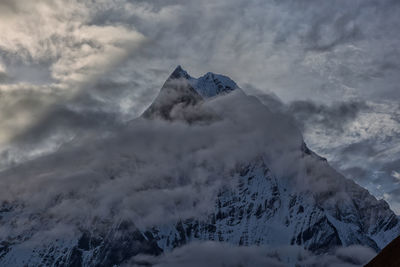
0,0,399,213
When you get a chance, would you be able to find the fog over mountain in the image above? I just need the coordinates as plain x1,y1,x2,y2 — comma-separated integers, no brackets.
0,0,399,266
0,65,397,266
0,0,399,215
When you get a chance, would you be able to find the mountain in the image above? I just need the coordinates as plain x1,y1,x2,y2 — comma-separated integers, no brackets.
0,66,398,266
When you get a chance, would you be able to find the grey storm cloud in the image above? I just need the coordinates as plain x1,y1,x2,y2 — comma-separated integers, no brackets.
1,0,400,147
381,159,400,174
298,100,400,213
0,72,9,84
288,100,368,133
0,81,389,260
2,88,350,257
340,167,370,184
0,0,399,237
340,140,379,158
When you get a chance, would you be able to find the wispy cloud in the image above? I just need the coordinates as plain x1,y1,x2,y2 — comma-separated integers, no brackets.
0,0,399,217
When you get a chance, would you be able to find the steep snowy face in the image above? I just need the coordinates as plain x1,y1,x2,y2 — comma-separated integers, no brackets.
152,158,399,255
188,71,239,98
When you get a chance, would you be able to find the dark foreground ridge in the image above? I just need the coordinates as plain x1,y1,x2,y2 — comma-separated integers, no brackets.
365,234,400,267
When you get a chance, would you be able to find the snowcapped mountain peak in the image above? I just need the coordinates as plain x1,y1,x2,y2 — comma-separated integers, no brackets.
189,71,239,98
169,65,192,80
143,66,240,120
168,65,239,98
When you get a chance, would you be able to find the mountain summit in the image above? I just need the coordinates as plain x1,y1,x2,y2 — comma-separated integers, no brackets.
142,66,239,120
169,65,191,80
169,65,239,98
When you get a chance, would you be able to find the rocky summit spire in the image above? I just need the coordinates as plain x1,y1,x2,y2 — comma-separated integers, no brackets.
141,65,202,120
168,65,192,80
142,65,241,120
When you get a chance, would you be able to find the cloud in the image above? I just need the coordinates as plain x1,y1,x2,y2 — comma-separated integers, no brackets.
0,91,305,234
1,0,400,158
391,171,400,181
130,242,285,267
340,140,378,158
296,100,400,213
0,0,147,164
0,84,391,266
0,63,9,83
288,100,368,133
127,242,375,267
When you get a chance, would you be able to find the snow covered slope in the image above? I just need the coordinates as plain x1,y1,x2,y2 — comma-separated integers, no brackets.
188,70,239,98
0,66,398,266
153,157,398,254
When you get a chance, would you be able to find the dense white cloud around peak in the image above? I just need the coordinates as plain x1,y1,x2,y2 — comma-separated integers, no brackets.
0,91,305,234
0,86,383,265
0,0,399,216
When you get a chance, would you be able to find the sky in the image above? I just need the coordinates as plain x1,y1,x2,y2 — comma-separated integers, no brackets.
0,0,399,217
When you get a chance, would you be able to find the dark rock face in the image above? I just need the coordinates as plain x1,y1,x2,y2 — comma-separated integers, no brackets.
64,223,162,267
29,223,163,267
296,216,342,253
0,241,10,260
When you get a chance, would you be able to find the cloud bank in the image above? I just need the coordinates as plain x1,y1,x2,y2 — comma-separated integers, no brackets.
129,242,376,267
0,91,304,242
0,0,399,230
